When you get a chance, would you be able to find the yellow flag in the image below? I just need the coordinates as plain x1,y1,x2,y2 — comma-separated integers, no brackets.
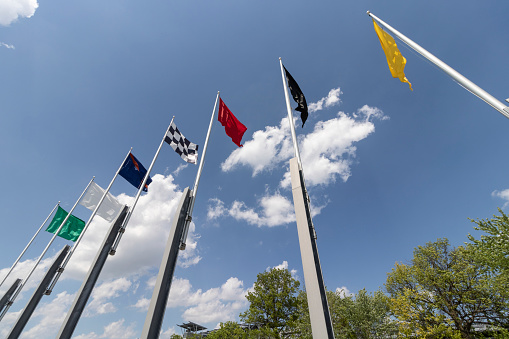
373,20,412,90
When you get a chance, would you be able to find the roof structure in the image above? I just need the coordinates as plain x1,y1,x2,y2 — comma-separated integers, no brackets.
177,321,207,333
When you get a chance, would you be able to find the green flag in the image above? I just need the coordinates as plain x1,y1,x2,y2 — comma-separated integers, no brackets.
46,206,86,241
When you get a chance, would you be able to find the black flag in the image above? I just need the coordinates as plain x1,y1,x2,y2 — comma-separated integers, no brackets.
284,66,308,127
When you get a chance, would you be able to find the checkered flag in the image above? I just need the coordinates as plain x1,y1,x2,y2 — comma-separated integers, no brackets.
165,122,199,164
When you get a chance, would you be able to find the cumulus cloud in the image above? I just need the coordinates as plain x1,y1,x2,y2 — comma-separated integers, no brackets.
270,261,298,279
0,250,63,298
10,291,75,338
222,100,385,188
0,0,39,26
221,118,293,176
172,163,188,176
0,42,15,49
308,87,342,113
336,286,354,298
207,191,295,227
84,278,132,316
0,174,204,337
62,174,201,282
134,276,250,325
74,319,137,339
492,189,509,208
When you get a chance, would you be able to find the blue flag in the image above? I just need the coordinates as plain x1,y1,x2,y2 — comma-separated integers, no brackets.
119,153,152,192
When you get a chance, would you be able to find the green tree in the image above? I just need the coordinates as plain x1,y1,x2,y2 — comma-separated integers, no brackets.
240,267,300,338
468,208,509,279
295,288,396,339
206,321,246,339
168,334,183,339
346,289,397,338
386,238,507,339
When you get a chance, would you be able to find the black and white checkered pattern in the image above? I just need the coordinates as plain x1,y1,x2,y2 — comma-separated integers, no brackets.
165,122,199,164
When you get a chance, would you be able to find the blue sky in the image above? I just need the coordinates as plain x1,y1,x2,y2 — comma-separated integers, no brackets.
1,0,509,337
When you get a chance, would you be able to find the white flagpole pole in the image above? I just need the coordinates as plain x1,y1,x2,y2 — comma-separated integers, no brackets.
0,178,94,321
0,202,60,290
180,92,219,250
110,118,175,254
279,57,303,169
45,148,133,293
367,11,509,119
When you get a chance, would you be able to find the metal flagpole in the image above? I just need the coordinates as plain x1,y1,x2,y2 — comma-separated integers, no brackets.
57,206,129,339
0,202,60,290
279,58,335,339
140,188,191,339
0,177,94,322
6,245,70,339
279,58,303,170
0,279,21,315
367,11,509,119
110,118,175,255
180,91,219,250
45,148,133,295
141,93,218,338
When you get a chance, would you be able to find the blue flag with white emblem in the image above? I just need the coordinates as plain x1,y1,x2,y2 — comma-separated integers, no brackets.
119,153,152,192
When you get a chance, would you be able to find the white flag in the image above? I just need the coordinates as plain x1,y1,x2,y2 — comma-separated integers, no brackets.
80,182,123,222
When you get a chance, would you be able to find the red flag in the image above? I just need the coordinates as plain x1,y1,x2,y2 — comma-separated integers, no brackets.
218,98,247,147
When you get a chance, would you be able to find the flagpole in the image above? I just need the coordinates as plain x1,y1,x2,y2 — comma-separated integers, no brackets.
279,58,335,338
179,91,219,250
45,148,133,294
0,202,60,290
279,58,303,169
367,11,509,119
110,118,175,255
0,178,94,322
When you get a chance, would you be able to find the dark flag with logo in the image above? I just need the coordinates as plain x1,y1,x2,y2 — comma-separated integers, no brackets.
283,66,308,127
119,153,153,192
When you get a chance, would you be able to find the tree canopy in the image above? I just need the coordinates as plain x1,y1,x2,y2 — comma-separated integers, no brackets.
386,238,508,339
240,266,300,338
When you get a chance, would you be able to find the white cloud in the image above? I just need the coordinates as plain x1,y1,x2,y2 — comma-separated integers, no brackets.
0,42,15,49
75,319,137,339
492,189,509,208
84,278,132,316
207,198,226,220
172,163,188,176
134,276,250,325
100,319,137,339
208,191,295,227
336,286,353,298
308,87,342,113
0,174,204,338
18,291,75,338
0,250,64,299
0,309,21,338
221,118,293,176
62,174,201,283
178,222,202,268
160,327,177,338
213,92,385,229
222,98,385,189
0,0,38,26
269,261,298,280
